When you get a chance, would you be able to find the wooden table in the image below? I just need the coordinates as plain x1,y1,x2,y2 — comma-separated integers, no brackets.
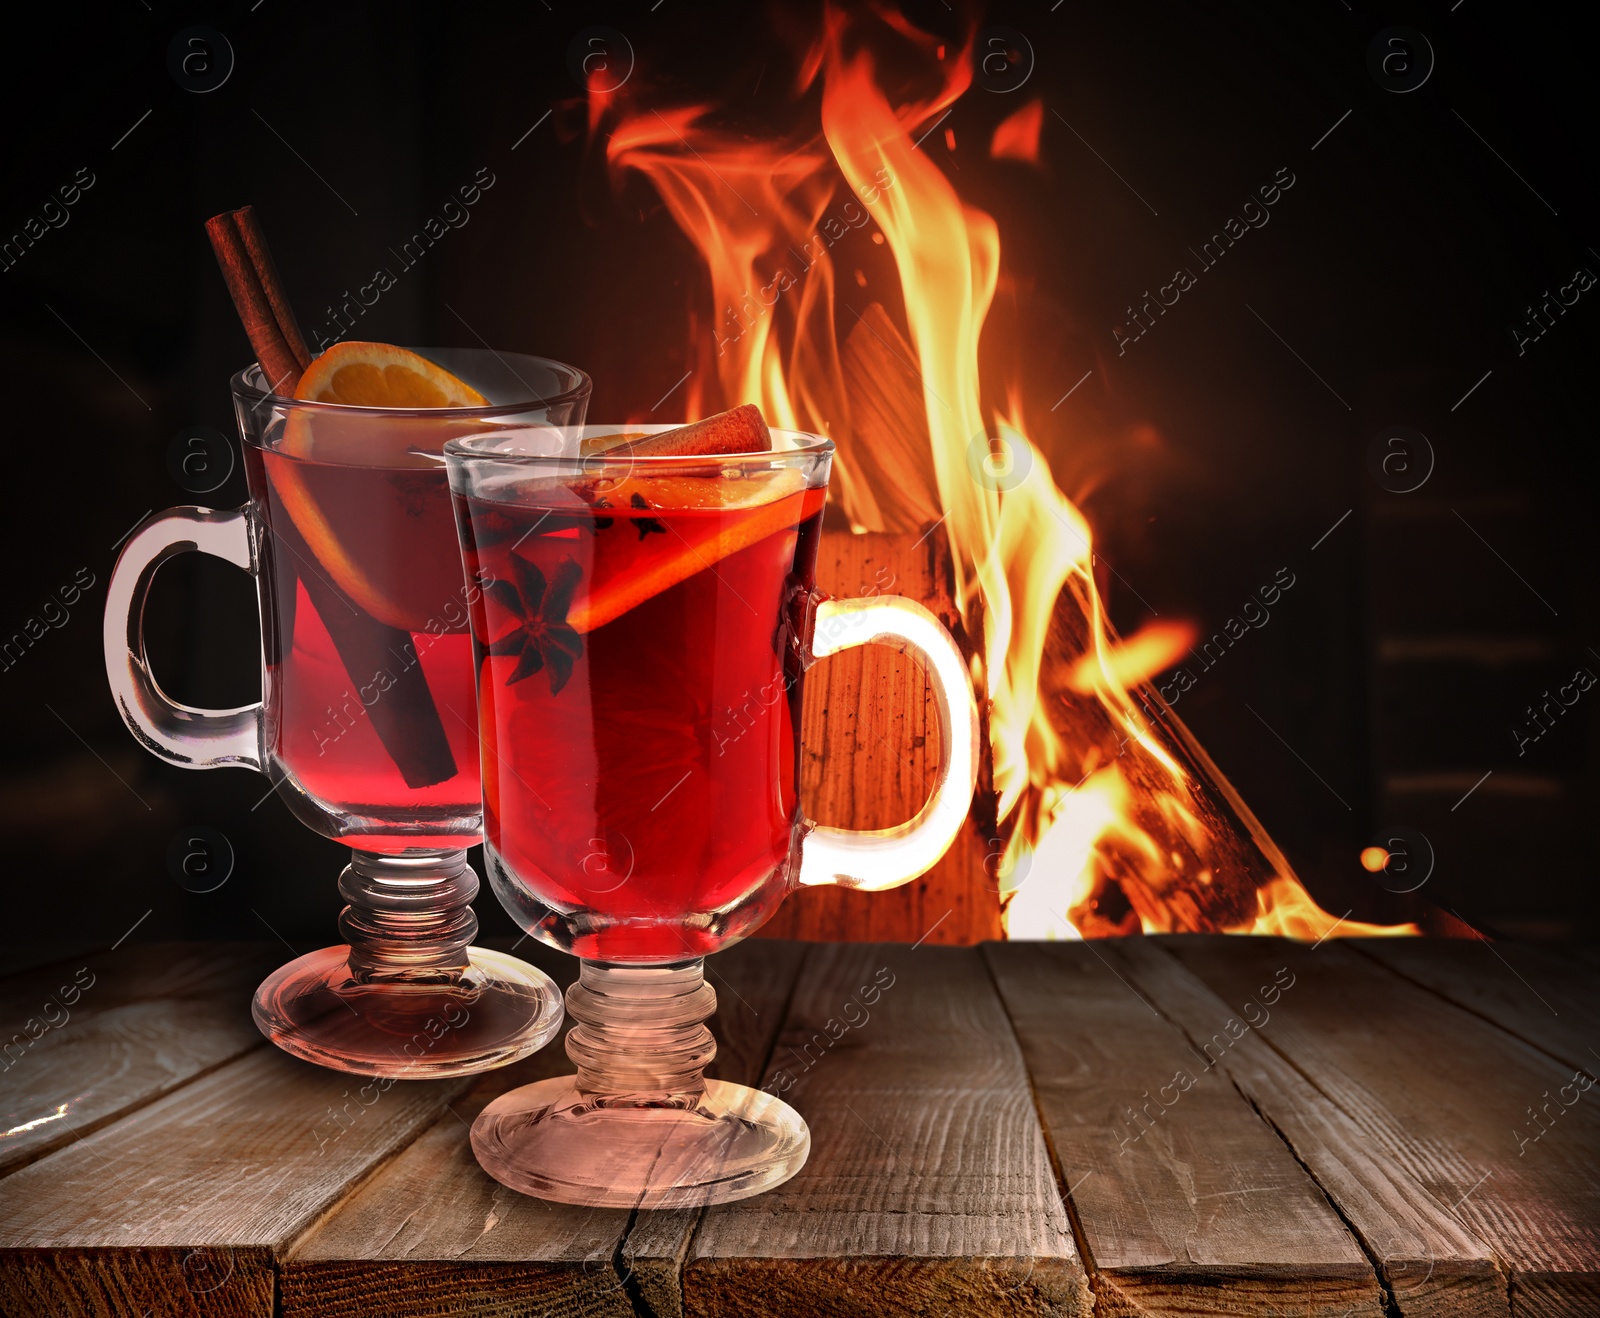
1,936,1596,1317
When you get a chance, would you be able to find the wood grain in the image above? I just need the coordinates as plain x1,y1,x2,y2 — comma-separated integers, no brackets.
1168,936,1600,1318
281,939,807,1318
687,943,1090,1317
0,1016,478,1316
1350,937,1600,1078
1105,939,1507,1318
0,943,278,1174
834,301,943,536
0,943,106,981
984,941,1384,1318
4,938,1595,1316
761,527,1002,946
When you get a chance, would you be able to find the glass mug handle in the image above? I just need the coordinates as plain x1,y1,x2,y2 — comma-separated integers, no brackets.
103,506,264,772
797,594,979,891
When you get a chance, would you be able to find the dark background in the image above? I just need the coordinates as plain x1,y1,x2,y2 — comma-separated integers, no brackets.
1,0,1594,958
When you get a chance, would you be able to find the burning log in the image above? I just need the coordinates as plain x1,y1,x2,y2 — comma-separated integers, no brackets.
830,303,942,534
1032,582,1280,936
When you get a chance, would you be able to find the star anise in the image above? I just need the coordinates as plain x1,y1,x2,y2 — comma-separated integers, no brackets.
630,491,667,540
483,552,584,694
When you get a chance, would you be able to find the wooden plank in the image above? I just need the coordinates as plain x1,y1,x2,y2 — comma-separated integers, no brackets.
761,527,1003,946
686,943,1089,1317
1351,938,1600,1078
0,1005,481,1317
1167,936,1600,1318
1555,943,1600,974
1105,939,1507,1318
281,939,807,1318
0,943,106,981
0,943,279,1174
983,941,1384,1317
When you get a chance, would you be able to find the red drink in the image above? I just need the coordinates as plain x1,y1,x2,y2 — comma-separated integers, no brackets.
456,468,826,960
249,442,482,852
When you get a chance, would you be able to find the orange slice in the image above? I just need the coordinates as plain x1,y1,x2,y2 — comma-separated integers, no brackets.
568,471,823,633
265,344,489,630
292,341,488,409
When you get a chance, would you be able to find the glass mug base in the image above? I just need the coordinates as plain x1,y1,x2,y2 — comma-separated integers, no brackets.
250,847,563,1077
252,944,563,1079
471,1076,809,1209
471,958,809,1207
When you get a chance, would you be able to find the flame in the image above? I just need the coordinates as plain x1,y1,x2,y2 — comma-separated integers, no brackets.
1243,879,1417,940
595,6,1417,941
1066,620,1198,695
989,99,1044,166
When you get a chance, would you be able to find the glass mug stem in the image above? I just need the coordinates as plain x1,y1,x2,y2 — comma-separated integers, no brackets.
472,955,811,1208
338,849,478,984
565,960,717,1103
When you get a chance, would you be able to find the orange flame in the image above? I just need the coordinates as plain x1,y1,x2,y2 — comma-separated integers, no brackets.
989,99,1044,166
595,6,1416,941
1066,620,1198,695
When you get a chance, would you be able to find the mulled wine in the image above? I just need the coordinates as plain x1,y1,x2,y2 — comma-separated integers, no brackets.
252,440,482,853
456,465,826,960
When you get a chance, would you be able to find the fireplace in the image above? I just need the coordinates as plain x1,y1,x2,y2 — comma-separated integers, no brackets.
1,2,1592,948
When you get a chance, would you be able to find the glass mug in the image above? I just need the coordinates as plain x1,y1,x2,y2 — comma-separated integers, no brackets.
103,349,589,1077
446,425,978,1207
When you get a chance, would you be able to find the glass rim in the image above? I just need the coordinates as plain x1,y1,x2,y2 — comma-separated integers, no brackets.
229,347,593,417
443,423,835,469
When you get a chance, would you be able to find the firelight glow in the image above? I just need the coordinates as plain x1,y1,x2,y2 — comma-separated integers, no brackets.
1360,847,1392,873
595,6,1416,940
2,1102,69,1139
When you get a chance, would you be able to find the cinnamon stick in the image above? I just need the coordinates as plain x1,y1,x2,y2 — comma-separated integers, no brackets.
232,207,312,373
206,206,457,790
205,207,308,397
616,403,772,457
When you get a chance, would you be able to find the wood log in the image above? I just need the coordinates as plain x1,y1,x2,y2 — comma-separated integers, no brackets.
831,302,943,535
758,524,1002,945
754,298,1001,945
